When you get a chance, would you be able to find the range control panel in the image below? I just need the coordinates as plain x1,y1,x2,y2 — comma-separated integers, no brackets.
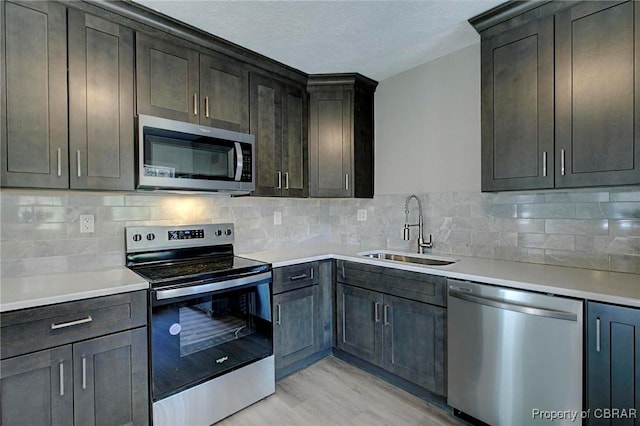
126,223,234,253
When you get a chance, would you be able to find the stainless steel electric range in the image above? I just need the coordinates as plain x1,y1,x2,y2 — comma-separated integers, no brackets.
126,223,274,426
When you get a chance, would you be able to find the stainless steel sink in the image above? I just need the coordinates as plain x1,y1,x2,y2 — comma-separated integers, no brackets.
358,250,458,266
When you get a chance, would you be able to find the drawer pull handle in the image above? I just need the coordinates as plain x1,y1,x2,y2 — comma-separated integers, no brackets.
289,273,308,281
51,316,93,330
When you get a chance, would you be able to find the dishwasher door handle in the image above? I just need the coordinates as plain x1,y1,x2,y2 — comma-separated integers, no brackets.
449,290,578,321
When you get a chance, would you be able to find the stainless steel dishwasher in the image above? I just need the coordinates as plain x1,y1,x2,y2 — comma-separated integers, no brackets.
447,279,583,426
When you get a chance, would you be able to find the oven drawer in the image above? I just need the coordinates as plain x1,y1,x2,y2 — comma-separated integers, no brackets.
273,261,319,294
1,291,147,359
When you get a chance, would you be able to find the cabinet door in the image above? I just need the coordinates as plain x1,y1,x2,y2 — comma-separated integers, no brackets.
556,1,640,187
250,73,283,196
481,15,554,191
200,53,249,132
73,328,149,426
68,10,134,191
274,285,319,377
309,89,352,197
587,302,640,425
0,346,73,426
136,33,199,123
1,1,68,188
282,83,308,198
382,294,446,395
335,283,383,366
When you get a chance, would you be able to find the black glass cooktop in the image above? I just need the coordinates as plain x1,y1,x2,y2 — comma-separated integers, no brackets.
131,255,268,283
126,244,270,288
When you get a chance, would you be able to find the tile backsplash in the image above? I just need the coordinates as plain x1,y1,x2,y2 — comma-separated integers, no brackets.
1,187,639,278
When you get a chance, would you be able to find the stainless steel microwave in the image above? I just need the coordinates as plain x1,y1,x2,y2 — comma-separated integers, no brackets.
137,115,255,194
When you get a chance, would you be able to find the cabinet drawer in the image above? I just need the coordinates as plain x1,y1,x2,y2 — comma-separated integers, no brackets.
273,261,319,294
336,260,446,307
1,291,147,359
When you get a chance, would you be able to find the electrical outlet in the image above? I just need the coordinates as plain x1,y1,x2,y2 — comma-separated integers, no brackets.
80,214,95,233
357,209,367,221
273,211,282,226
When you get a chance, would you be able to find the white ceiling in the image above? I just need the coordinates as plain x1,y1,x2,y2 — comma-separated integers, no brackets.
133,0,506,81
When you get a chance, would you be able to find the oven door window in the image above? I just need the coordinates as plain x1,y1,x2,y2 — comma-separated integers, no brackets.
143,127,236,181
151,283,272,400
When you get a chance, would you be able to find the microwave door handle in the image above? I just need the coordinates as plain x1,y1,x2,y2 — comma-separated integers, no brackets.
234,142,243,181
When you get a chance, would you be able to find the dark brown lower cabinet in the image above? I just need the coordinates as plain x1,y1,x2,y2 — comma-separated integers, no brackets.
273,261,332,380
0,329,148,426
336,281,446,396
274,285,320,374
0,346,73,426
0,292,148,426
587,301,640,426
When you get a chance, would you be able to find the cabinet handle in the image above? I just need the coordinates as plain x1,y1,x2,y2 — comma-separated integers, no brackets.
284,172,289,190
82,356,87,389
542,151,547,177
277,171,282,190
76,150,81,178
596,317,601,352
374,302,381,323
59,362,64,396
51,316,93,330
561,149,566,176
57,148,62,177
310,267,314,280
276,304,281,325
345,174,349,191
289,273,308,281
193,93,198,116
383,304,390,326
204,96,210,118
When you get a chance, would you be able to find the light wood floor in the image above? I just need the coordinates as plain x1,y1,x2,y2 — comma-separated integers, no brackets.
217,357,464,426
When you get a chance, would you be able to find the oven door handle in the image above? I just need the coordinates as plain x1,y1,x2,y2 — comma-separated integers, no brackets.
155,271,271,300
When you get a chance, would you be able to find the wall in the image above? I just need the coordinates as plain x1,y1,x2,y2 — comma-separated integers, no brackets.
374,43,481,195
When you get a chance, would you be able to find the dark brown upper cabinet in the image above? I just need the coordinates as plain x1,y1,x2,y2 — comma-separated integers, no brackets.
555,1,640,188
480,16,554,191
308,74,377,198
251,72,308,197
473,0,640,191
1,2,135,191
136,33,249,132
68,10,135,191
1,1,68,189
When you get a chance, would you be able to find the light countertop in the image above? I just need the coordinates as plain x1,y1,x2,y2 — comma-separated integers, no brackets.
0,268,149,312
242,244,640,308
2,245,637,312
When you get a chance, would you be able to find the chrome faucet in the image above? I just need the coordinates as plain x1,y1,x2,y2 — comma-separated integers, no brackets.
403,194,433,254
